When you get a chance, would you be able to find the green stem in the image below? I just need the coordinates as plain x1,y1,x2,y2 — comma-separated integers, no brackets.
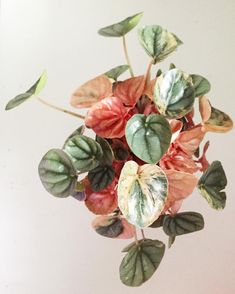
122,35,134,77
141,229,146,240
36,96,85,119
133,228,139,245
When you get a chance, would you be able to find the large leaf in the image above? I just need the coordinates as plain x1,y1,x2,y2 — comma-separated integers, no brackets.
120,239,165,287
5,71,47,110
113,76,145,106
105,65,129,80
98,12,143,37
154,69,195,119
38,149,77,198
85,96,130,138
92,215,134,239
191,74,211,97
62,125,85,148
163,212,204,236
88,165,115,192
118,161,168,228
96,136,114,166
198,161,227,209
70,75,112,108
125,114,172,164
138,25,182,63
64,135,103,172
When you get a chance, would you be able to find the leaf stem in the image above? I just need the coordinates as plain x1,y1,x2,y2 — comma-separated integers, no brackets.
145,59,154,86
140,229,146,240
122,36,134,77
133,228,139,245
36,96,85,119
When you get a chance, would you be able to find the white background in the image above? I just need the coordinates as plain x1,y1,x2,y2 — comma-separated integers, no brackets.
0,0,235,293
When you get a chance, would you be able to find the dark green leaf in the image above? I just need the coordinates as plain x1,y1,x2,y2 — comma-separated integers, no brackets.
104,65,129,80
163,212,204,236
64,135,103,172
169,63,176,69
96,136,114,166
62,125,85,148
98,12,143,37
168,235,176,248
125,114,172,163
198,161,227,209
154,69,195,119
88,165,115,191
38,149,77,198
191,74,211,97
138,25,182,63
156,69,162,77
93,216,123,238
149,215,166,228
5,71,47,110
120,239,165,287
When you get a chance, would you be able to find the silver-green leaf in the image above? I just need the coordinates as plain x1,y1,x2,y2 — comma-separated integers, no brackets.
138,25,182,63
104,65,129,80
38,149,77,198
88,165,115,192
5,71,47,110
198,161,227,209
191,74,211,97
120,239,165,287
125,114,172,164
62,125,85,148
98,12,143,37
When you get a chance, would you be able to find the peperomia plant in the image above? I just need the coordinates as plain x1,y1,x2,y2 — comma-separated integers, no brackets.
5,12,233,287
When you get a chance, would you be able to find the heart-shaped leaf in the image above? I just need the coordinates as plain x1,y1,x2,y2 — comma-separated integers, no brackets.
191,74,211,97
125,114,172,164
118,161,168,228
138,25,182,63
5,71,47,110
113,76,145,106
70,75,113,108
64,135,103,172
96,136,114,166
62,125,85,148
38,149,77,198
198,161,227,209
154,69,195,118
98,12,143,37
120,239,165,287
88,165,115,192
92,215,134,239
163,212,204,236
85,96,129,138
85,180,117,215
105,65,129,80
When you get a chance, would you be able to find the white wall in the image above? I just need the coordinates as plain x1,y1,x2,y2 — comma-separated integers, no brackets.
0,0,235,293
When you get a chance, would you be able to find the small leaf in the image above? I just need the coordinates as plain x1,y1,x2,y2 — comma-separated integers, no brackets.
198,161,227,209
169,63,176,69
138,25,182,63
191,74,211,97
125,113,172,164
149,215,166,228
120,239,165,287
168,235,176,248
92,215,134,239
62,125,85,148
38,149,77,198
118,161,168,228
5,71,47,110
96,136,114,166
163,212,204,237
154,69,195,118
88,165,115,192
71,191,86,201
64,135,103,172
105,65,129,80
98,12,143,37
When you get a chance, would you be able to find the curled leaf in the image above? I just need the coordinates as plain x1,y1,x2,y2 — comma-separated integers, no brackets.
105,65,129,81
191,74,211,97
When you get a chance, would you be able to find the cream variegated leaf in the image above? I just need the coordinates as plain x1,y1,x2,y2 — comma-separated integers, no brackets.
118,161,168,228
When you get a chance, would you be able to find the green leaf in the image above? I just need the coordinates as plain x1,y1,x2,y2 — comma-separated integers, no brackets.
163,212,204,237
62,125,85,148
118,161,168,228
168,236,176,248
92,215,123,238
198,161,227,209
191,74,211,97
38,149,77,198
120,239,165,287
96,136,114,166
125,114,172,163
138,25,182,63
154,69,195,119
156,69,162,77
5,71,47,110
88,165,115,192
104,65,129,80
169,63,176,69
98,12,143,37
149,215,166,228
64,135,103,172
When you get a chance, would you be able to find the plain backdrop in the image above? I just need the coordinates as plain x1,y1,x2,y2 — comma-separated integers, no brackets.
0,0,235,293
